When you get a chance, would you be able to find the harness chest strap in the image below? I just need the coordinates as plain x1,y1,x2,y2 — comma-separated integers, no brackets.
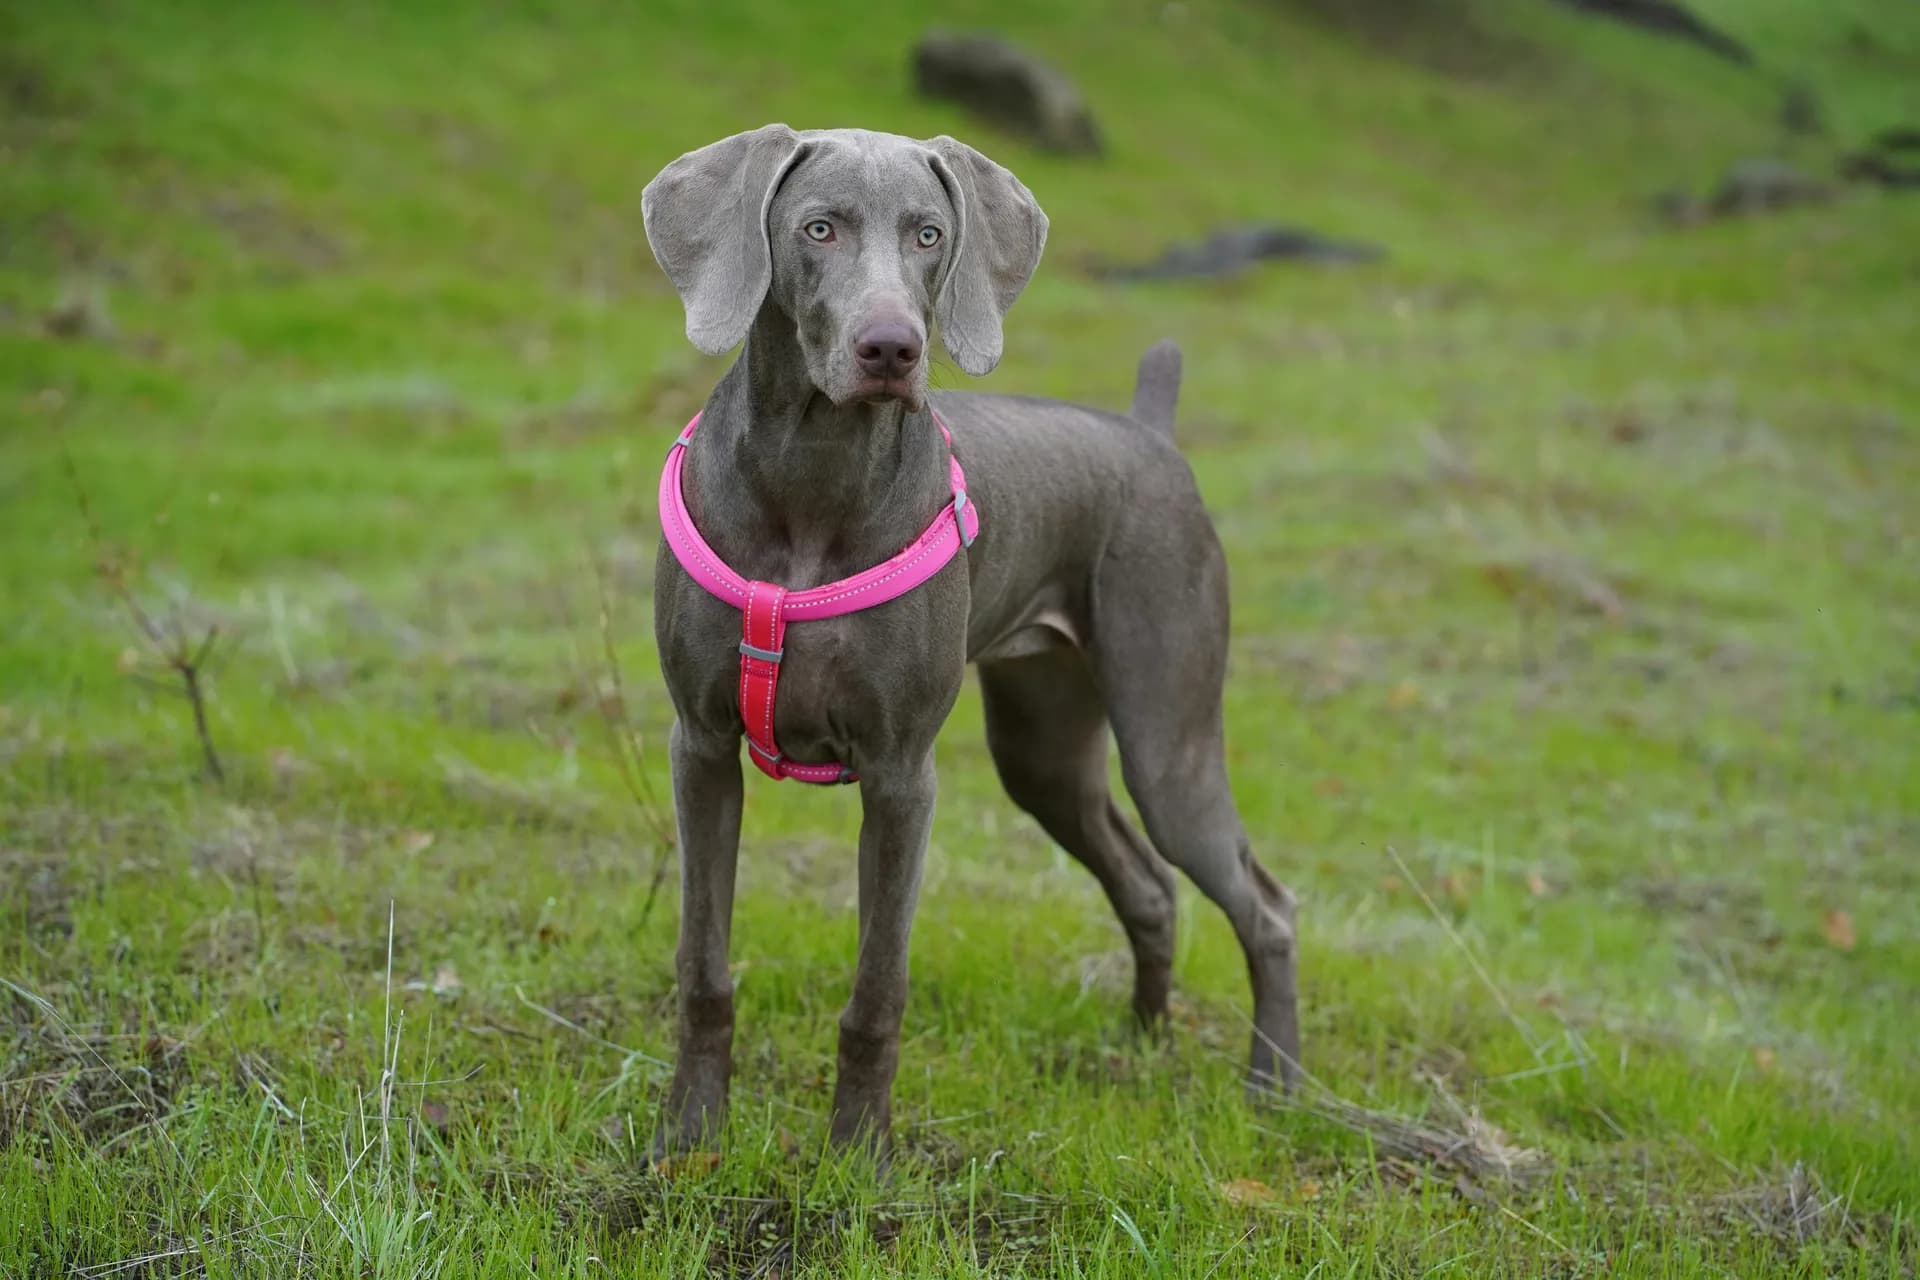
659,411,980,784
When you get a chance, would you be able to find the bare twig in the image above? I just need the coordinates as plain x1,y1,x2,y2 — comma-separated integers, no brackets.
564,545,677,923
60,446,227,783
237,1052,296,1122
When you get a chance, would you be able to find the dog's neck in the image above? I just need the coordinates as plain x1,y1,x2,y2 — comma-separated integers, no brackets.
684,302,949,572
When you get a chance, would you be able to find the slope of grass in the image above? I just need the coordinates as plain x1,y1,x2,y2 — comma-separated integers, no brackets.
3,0,1917,1275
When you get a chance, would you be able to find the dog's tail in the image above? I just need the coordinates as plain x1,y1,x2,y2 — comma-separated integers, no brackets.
1129,340,1182,437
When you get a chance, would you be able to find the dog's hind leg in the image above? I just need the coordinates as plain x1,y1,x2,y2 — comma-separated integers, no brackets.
1091,512,1301,1093
981,649,1178,1025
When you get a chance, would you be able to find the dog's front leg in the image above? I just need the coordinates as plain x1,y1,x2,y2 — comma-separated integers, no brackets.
657,719,745,1155
829,751,937,1153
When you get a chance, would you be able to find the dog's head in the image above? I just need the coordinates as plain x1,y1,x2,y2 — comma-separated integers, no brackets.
642,126,1048,410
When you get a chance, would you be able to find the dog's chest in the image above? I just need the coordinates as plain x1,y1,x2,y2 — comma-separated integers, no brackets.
661,555,968,762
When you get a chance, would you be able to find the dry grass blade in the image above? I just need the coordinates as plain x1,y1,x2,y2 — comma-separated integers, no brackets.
1388,845,1550,1064
1264,1079,1550,1188
0,976,192,1169
1718,1161,1864,1247
1239,1021,1549,1191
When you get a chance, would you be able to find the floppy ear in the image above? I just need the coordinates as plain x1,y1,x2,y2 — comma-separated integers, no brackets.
927,136,1049,377
642,124,809,355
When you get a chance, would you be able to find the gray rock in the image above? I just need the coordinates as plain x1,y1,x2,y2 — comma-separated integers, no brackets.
1841,151,1920,191
1654,159,1832,226
1706,158,1830,217
1839,127,1920,192
912,32,1101,156
1098,224,1385,283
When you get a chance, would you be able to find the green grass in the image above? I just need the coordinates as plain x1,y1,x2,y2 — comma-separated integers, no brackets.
4,0,1918,1274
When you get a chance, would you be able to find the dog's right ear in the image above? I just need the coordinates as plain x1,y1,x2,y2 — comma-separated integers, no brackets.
642,124,808,356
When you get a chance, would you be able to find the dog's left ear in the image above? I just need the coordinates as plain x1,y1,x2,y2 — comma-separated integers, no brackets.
927,137,1049,377
643,124,810,355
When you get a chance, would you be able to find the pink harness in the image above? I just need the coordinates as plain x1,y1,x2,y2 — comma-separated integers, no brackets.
658,412,979,784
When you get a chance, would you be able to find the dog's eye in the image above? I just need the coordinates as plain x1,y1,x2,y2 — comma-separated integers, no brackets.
916,226,942,248
804,220,834,242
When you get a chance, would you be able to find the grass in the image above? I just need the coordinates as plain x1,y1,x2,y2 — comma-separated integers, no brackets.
3,0,1918,1274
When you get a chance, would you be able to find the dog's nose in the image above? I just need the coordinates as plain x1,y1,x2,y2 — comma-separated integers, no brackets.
852,323,922,379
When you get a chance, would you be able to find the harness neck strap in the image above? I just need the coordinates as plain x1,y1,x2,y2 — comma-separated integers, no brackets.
659,410,978,784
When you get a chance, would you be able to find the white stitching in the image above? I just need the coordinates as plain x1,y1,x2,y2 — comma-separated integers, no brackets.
756,591,771,759
788,520,958,613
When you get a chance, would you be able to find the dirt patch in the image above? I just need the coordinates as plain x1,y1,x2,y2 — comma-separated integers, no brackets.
570,1166,1065,1276
0,988,193,1152
204,193,343,275
0,846,76,942
1708,1161,1888,1255
0,51,82,121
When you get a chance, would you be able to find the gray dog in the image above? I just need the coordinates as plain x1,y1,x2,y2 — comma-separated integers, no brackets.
641,125,1299,1154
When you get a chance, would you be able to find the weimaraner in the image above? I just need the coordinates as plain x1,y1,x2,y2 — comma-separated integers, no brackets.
641,125,1299,1154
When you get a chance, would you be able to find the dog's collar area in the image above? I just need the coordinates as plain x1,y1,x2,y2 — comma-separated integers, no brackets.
659,409,980,785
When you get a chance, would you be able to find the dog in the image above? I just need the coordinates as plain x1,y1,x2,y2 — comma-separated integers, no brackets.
641,125,1298,1153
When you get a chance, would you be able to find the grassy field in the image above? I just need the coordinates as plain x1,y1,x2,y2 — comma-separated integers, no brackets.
4,0,1918,1274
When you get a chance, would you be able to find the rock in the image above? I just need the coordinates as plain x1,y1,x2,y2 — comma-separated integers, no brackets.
1554,0,1750,65
1840,151,1920,191
1650,187,1706,226
912,32,1101,156
1655,159,1831,226
1706,158,1829,217
1097,223,1385,283
1839,127,1920,191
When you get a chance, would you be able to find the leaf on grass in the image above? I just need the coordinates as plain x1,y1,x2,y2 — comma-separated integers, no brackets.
1219,1177,1278,1208
431,965,463,998
1752,1046,1777,1074
1387,680,1422,710
1525,872,1550,898
116,647,142,673
1297,1179,1323,1202
403,830,436,855
1820,909,1856,952
652,1151,721,1180
420,1100,452,1132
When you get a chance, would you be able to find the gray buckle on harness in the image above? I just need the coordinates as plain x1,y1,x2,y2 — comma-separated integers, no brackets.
952,489,975,548
748,740,782,764
739,641,784,663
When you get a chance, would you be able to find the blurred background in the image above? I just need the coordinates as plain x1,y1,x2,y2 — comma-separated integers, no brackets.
3,1,1918,1274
